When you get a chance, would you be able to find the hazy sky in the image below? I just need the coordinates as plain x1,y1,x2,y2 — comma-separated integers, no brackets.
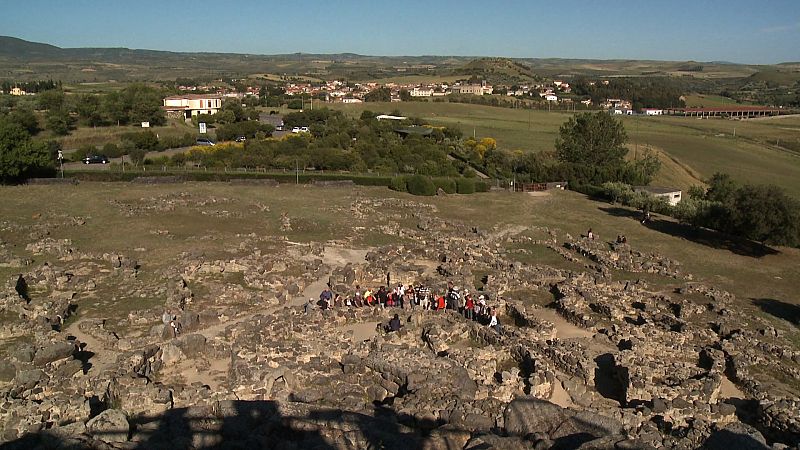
2,0,799,64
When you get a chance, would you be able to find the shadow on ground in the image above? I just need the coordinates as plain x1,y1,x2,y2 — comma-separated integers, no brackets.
598,206,779,258
752,298,800,326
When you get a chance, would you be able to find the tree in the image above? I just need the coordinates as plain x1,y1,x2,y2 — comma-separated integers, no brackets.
45,108,74,135
0,118,55,183
76,94,104,127
364,87,391,102
37,89,66,111
399,89,412,102
555,112,628,166
727,184,800,246
102,92,128,126
705,172,738,204
5,107,40,135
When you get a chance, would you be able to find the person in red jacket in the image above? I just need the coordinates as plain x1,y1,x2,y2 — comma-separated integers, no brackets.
436,294,446,311
465,293,475,320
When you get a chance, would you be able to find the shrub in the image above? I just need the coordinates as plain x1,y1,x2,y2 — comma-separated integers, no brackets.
456,178,476,194
102,143,123,158
406,175,436,196
432,177,457,194
389,176,407,192
475,180,490,192
72,144,96,162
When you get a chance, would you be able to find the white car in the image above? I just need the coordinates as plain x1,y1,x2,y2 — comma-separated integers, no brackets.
291,126,310,133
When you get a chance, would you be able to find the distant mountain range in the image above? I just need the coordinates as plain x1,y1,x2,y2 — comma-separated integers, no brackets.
0,36,795,84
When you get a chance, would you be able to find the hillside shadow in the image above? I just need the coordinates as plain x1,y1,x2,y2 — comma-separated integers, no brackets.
752,298,800,326
598,206,779,258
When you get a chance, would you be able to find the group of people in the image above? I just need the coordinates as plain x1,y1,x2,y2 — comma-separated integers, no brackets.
305,281,501,332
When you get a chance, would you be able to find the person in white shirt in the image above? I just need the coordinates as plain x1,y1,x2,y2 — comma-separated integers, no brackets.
488,308,501,333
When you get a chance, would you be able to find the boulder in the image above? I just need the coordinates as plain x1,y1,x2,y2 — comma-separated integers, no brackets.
464,434,531,450
504,397,570,437
421,425,471,450
33,341,75,366
14,368,44,390
704,422,770,450
160,343,184,365
176,334,206,357
0,359,16,382
86,409,130,443
12,344,35,363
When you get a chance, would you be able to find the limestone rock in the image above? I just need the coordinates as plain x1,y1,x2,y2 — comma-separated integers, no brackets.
86,409,130,443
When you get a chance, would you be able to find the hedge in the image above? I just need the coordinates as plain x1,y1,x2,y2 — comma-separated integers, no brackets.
62,170,492,197
405,175,437,196
389,176,407,192
64,169,392,186
432,177,457,194
456,178,476,194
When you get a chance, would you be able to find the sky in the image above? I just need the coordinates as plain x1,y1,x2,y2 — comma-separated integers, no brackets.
1,0,799,64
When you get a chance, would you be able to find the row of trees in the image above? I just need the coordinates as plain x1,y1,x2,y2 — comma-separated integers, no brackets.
1,80,61,94
602,173,800,247
572,77,686,110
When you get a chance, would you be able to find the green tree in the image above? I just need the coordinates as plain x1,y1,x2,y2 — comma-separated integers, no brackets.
364,87,392,102
102,92,128,125
0,118,55,183
555,112,628,166
6,107,40,135
728,184,800,246
399,89,412,101
705,172,738,204
45,108,74,135
76,94,104,127
37,89,66,111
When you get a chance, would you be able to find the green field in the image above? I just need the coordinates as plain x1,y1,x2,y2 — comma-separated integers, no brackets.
682,93,754,108
328,102,800,196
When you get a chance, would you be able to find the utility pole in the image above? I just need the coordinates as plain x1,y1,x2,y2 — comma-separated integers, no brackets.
295,158,299,184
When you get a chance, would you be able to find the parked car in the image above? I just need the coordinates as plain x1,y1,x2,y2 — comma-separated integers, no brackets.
196,138,215,146
235,136,247,142
291,126,310,133
83,155,109,164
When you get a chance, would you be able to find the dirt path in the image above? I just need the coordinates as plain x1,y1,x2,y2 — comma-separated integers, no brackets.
64,319,119,373
534,308,594,340
719,375,746,400
337,322,380,342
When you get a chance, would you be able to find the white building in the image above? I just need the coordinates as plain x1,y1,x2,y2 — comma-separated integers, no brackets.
410,87,434,97
635,187,682,206
642,108,663,116
453,84,492,95
545,94,558,102
163,94,222,119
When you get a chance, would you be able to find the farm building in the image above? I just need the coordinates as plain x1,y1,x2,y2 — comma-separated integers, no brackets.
635,186,682,206
163,94,222,119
